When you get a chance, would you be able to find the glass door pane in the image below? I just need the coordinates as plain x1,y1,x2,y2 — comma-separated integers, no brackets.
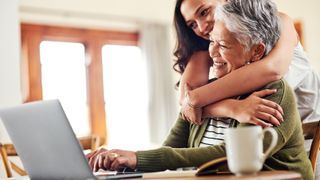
40,41,89,136
102,45,149,150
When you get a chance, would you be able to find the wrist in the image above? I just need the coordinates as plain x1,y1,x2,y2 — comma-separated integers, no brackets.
224,99,239,119
187,90,201,108
131,152,137,170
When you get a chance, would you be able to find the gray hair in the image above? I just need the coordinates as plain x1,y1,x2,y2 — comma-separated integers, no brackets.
214,0,280,56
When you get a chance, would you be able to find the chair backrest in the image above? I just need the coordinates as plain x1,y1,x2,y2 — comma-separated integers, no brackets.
78,135,103,152
0,135,103,178
0,143,27,178
302,120,320,174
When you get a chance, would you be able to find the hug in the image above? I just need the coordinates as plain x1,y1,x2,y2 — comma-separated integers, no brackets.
87,0,314,179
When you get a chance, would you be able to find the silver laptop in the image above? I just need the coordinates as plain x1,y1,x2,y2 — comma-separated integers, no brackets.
0,100,142,180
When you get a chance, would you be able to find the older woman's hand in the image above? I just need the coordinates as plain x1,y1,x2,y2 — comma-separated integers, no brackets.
86,148,108,170
231,89,284,127
181,84,203,125
87,148,137,172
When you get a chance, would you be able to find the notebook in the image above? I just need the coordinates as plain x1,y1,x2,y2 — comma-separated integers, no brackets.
0,99,142,180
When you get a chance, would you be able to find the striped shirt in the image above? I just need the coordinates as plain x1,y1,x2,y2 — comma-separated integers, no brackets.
199,117,232,147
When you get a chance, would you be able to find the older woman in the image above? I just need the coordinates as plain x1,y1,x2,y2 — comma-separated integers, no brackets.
87,0,312,179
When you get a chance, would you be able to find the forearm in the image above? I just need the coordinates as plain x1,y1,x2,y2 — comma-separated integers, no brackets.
136,145,226,172
188,65,278,107
202,99,238,119
179,51,211,105
188,13,297,107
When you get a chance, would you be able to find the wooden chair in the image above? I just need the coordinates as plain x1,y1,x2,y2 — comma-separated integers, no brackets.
302,120,320,174
78,135,103,152
0,143,27,178
0,135,103,178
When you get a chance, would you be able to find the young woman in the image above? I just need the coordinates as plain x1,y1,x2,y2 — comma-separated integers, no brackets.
175,0,320,125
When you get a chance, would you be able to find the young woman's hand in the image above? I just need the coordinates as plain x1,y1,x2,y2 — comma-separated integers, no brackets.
87,148,137,172
202,89,284,128
230,89,284,127
181,84,203,125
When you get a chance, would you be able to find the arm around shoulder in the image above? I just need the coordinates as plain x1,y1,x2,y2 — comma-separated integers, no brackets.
187,13,297,107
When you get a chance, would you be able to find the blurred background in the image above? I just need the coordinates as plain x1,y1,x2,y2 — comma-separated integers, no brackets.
0,1,319,175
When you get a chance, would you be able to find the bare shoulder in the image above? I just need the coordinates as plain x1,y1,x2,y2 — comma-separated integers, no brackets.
277,12,298,45
278,12,294,26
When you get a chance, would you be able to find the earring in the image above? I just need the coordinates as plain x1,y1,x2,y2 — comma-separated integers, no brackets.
246,61,251,65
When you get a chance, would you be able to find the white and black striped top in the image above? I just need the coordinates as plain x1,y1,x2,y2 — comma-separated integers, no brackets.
199,117,232,147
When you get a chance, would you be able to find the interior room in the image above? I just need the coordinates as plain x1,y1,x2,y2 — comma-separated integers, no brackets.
0,0,319,178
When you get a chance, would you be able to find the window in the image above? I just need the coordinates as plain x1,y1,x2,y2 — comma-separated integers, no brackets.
102,45,149,150
21,24,139,144
40,41,89,136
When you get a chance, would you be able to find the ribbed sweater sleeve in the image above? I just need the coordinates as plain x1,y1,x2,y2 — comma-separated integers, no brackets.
136,145,226,172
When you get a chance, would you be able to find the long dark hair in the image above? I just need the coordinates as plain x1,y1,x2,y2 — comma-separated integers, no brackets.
173,0,210,87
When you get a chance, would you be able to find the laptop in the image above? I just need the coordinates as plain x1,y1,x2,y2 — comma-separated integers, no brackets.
0,100,142,180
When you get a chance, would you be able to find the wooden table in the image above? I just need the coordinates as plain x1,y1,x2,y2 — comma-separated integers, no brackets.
136,170,302,180
5,170,302,180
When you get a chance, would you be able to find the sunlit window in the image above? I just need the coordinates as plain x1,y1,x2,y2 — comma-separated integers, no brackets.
102,45,149,150
39,41,89,136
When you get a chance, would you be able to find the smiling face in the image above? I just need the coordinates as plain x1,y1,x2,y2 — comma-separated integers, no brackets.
180,0,225,40
209,20,258,78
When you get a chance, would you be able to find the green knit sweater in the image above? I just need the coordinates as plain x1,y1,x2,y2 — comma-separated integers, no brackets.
136,79,313,180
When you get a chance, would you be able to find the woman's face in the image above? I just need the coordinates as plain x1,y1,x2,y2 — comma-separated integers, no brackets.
180,0,226,40
209,20,255,78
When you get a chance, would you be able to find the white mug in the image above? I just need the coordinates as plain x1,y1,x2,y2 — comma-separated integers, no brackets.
225,126,277,176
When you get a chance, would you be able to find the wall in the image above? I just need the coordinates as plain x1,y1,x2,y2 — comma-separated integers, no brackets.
0,0,22,142
274,0,320,71
19,0,175,31
0,1,21,107
0,0,22,177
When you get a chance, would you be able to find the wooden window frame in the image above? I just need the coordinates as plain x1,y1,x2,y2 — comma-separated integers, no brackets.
21,23,139,144
294,21,304,47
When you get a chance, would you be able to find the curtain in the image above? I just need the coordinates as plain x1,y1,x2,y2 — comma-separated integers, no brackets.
139,23,179,145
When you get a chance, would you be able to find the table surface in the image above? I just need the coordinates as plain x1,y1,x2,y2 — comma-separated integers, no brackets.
5,170,302,180
136,170,302,180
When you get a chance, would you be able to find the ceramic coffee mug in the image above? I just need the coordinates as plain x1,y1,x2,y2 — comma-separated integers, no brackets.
225,126,277,176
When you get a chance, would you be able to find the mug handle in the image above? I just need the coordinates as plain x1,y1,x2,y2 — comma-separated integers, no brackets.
261,127,278,162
